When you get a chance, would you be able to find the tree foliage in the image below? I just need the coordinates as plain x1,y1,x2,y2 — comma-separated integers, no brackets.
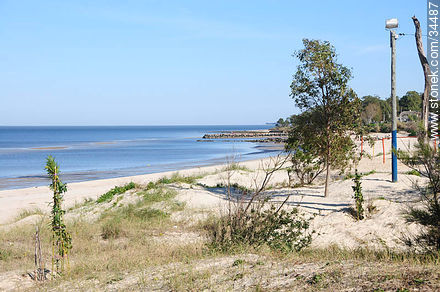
399,90,422,112
361,95,391,123
286,140,325,186
288,39,361,197
398,139,440,252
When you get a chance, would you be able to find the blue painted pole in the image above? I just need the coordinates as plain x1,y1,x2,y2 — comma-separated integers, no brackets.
390,29,398,182
392,130,397,182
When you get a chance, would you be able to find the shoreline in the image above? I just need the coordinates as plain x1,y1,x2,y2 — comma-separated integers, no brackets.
0,135,417,225
0,156,280,225
0,143,283,191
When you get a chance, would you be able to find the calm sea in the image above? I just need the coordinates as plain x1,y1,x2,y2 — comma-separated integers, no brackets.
0,125,280,190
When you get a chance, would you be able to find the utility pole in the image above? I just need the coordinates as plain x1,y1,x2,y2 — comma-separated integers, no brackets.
386,18,398,182
391,29,398,182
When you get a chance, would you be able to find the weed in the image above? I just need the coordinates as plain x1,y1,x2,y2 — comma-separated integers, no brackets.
405,169,421,176
97,182,137,203
363,170,377,176
232,259,244,266
309,273,323,285
46,155,71,274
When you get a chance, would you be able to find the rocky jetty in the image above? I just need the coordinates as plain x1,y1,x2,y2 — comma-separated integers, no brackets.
200,129,287,143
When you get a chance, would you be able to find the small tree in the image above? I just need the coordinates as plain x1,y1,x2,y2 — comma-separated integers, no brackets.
45,156,71,275
289,39,361,197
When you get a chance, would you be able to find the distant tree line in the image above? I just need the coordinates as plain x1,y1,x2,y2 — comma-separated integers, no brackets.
276,90,423,135
360,90,422,124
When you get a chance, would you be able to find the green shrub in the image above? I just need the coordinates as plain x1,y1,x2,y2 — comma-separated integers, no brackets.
352,169,364,220
286,142,324,186
130,207,169,220
205,204,313,252
365,123,380,133
158,173,201,185
380,123,391,133
97,182,137,203
139,187,177,203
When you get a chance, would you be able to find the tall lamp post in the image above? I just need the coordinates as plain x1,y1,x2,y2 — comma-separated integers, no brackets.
386,18,398,182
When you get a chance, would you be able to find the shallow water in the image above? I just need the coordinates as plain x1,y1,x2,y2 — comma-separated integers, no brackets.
0,125,281,190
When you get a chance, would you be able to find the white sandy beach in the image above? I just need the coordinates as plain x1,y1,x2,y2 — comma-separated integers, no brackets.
0,135,427,251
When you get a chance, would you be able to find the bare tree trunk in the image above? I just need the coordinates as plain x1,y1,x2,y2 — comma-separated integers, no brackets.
324,161,330,197
412,16,431,134
324,142,331,197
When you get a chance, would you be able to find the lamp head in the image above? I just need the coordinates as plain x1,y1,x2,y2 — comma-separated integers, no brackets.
386,18,399,29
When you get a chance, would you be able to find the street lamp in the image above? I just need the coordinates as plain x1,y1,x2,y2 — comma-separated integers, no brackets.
386,18,398,182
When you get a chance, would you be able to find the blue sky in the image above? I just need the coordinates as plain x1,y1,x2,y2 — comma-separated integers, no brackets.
0,0,427,125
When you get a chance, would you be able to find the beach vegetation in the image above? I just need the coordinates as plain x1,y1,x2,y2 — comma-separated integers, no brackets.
204,204,313,252
204,155,313,252
158,173,203,185
96,182,137,203
286,141,324,186
45,155,72,275
101,217,123,239
398,137,440,251
68,197,94,211
351,169,364,220
288,39,362,197
14,208,44,222
405,169,421,177
137,186,177,204
212,182,253,195
223,162,252,172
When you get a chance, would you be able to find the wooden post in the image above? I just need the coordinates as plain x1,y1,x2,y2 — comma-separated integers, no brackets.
382,138,385,164
34,226,44,281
